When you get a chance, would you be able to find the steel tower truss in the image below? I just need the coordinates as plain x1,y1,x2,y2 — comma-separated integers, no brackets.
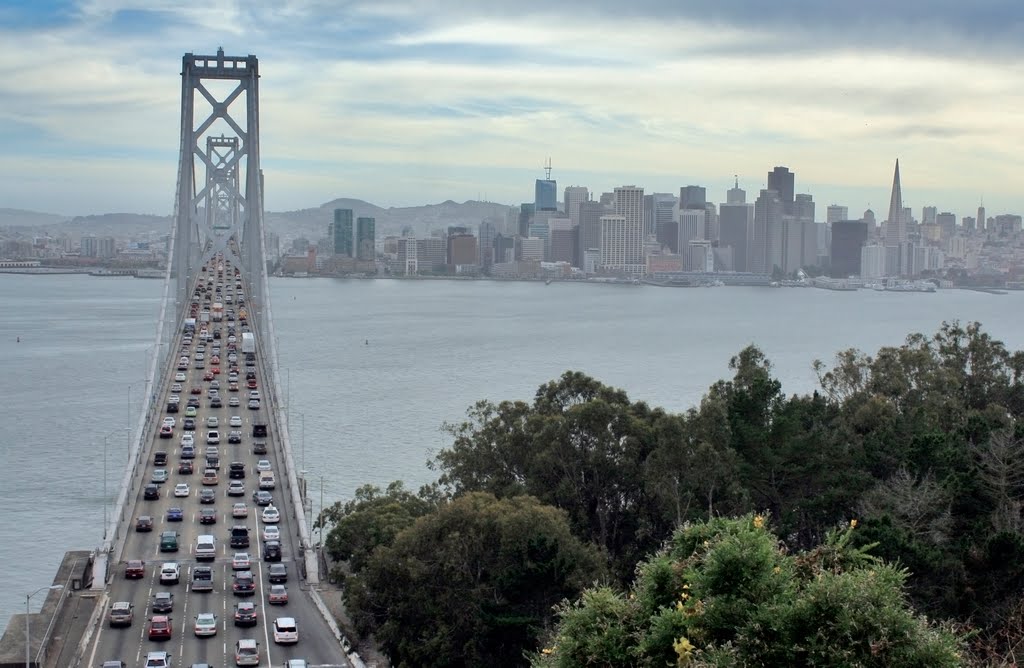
172,48,265,320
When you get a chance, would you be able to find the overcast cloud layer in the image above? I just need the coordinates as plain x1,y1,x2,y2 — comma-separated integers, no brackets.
1,0,1022,219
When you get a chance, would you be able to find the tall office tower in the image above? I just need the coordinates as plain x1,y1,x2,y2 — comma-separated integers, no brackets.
517,237,544,262
962,216,976,232
793,193,816,269
578,200,605,267
922,206,937,225
612,185,645,273
332,208,354,256
863,209,876,227
493,233,514,264
564,186,589,226
356,217,376,261
860,244,887,279
535,178,557,211
794,194,815,224
599,192,615,206
478,220,497,269
704,202,718,241
528,219,551,260
978,202,986,232
548,216,577,265
830,220,869,277
826,205,848,224
767,167,795,213
884,160,905,246
518,203,535,238
447,228,478,270
680,185,706,210
752,189,782,274
643,193,675,238
726,176,746,204
599,214,628,272
936,212,956,239
678,208,706,265
719,202,754,272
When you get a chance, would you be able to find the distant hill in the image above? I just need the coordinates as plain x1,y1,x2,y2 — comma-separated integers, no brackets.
0,208,68,228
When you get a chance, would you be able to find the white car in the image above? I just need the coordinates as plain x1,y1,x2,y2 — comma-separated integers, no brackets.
159,562,180,585
175,372,187,382
173,483,190,498
272,616,298,644
232,552,251,570
229,397,240,407
145,651,172,668
180,433,195,447
229,415,243,427
194,612,218,637
207,416,219,428
232,502,248,518
206,430,220,444
262,525,280,541
162,417,176,427
256,460,272,472
170,383,182,393
261,505,280,523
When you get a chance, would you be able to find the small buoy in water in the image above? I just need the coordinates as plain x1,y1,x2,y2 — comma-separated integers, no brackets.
365,339,369,345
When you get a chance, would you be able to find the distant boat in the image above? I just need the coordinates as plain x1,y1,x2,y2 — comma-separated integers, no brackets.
545,279,552,285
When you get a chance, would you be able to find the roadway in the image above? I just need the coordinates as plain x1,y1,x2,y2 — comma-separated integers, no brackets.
87,258,348,668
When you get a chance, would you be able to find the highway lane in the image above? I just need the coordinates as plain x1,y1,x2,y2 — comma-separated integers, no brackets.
89,260,348,668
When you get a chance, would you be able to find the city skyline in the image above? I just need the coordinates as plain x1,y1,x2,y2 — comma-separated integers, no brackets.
1,1,1022,217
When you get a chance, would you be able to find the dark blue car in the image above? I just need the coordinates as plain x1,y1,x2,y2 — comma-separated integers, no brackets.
166,507,184,522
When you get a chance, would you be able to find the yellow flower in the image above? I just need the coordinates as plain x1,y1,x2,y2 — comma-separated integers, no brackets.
542,648,553,655
773,566,781,574
673,636,695,666
629,592,635,600
850,519,858,528
753,514,765,529
676,600,684,610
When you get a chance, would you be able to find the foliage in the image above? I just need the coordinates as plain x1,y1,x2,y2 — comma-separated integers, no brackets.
532,516,964,668
345,492,605,668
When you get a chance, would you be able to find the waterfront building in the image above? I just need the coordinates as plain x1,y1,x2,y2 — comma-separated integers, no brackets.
517,237,544,262
528,220,551,259
752,189,782,274
331,209,354,257
599,185,645,275
548,216,577,265
830,220,868,277
356,217,375,261
719,203,753,272
578,200,605,267
493,233,514,264
397,238,418,275
447,227,478,272
583,248,601,274
646,253,683,274
678,209,705,269
860,244,887,279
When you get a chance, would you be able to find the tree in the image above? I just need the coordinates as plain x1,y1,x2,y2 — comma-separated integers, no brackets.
346,493,605,668
533,515,964,668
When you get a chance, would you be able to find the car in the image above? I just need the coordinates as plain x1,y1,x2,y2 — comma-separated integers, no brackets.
166,507,184,523
263,540,282,562
159,424,173,438
247,378,258,389
184,406,197,418
268,583,289,605
151,469,169,484
229,415,243,427
183,417,197,431
261,505,280,523
166,401,179,413
171,383,183,393
203,371,215,381
249,390,260,400
108,601,134,627
285,661,307,668
181,445,196,460
148,615,172,640
194,612,218,637
207,416,219,428
152,591,174,613
228,430,242,444
144,651,171,668
252,490,272,506
202,469,219,485
229,384,240,394
232,502,249,518
194,506,216,524
210,379,220,389
144,484,160,500
180,433,195,447
211,355,221,365
262,524,280,541
252,441,267,455
232,552,251,570
194,352,205,361
190,385,202,395
187,396,201,408
248,399,260,410
159,562,180,584
229,462,246,478
136,516,154,532
232,570,255,595
173,483,190,497
229,396,240,406
212,366,221,375
125,560,145,579
227,480,245,496
199,488,216,504
272,616,298,644
268,563,288,583
154,451,168,465
175,372,187,382
210,396,223,408
255,459,271,472
206,430,220,444
162,417,176,427
178,460,194,474
233,601,258,626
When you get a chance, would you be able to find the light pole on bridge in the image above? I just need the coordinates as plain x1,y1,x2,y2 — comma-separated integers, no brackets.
25,584,62,668
102,428,130,541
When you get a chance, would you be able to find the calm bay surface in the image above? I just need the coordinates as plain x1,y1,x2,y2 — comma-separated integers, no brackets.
2,274,1023,627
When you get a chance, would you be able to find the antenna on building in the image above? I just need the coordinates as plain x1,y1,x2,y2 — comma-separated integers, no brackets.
544,157,552,180
734,174,738,189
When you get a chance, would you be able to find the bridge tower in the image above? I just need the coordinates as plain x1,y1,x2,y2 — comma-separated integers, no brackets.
171,48,267,333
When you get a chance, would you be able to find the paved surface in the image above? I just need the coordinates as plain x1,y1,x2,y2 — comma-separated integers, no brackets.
85,260,350,668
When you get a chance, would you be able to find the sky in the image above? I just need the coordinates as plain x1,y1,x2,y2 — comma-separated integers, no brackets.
1,0,1023,219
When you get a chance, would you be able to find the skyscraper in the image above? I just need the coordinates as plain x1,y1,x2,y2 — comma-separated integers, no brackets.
564,186,589,227
644,193,675,238
826,205,848,225
922,206,937,226
332,208,354,257
831,221,869,278
936,212,956,239
356,217,375,261
535,179,557,211
726,177,746,204
679,185,706,210
600,186,644,275
578,200,605,269
678,208,705,268
767,167,795,213
478,220,497,270
752,189,782,274
518,203,535,238
719,203,753,272
978,202,986,233
884,159,905,246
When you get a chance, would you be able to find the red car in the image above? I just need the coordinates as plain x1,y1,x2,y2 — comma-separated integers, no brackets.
247,379,257,389
212,367,221,375
159,425,173,438
148,615,172,640
125,560,145,579
178,461,194,474
190,386,202,395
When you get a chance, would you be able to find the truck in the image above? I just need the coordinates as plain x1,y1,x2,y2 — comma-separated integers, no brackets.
241,332,255,355
184,318,196,334
212,302,224,322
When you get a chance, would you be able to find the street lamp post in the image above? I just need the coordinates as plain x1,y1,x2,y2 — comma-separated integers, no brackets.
25,584,63,668
103,428,130,541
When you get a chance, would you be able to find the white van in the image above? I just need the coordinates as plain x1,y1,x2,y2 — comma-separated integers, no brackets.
195,534,216,562
258,471,276,490
234,638,260,666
